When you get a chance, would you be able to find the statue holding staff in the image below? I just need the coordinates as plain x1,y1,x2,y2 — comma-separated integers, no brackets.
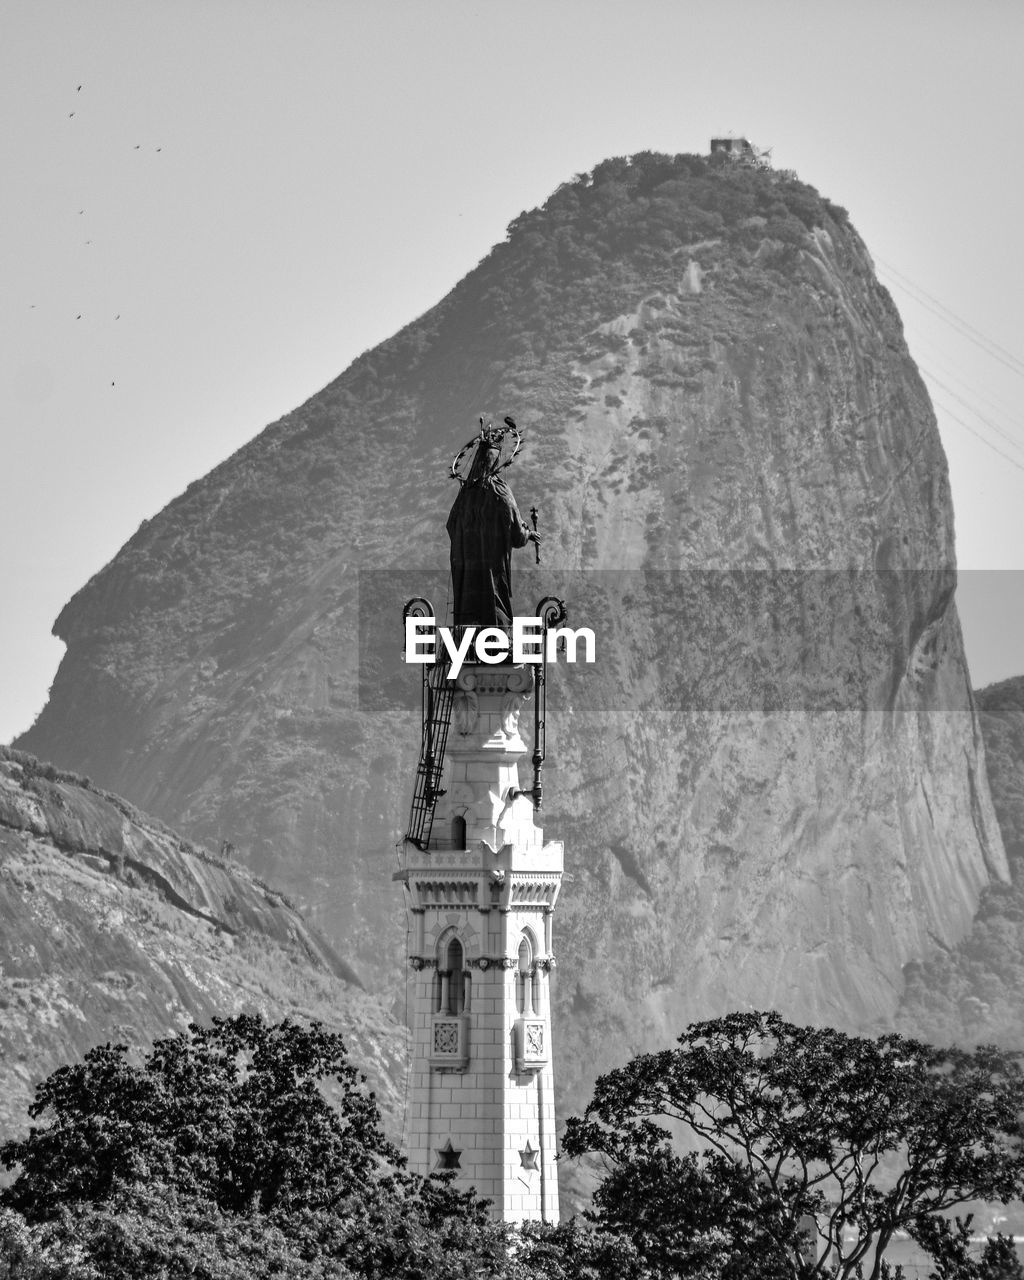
447,417,540,628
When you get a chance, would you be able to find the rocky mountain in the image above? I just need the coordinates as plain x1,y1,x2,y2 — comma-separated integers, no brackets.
0,747,405,1145
975,677,1024,868
899,677,1024,1045
17,151,1006,1113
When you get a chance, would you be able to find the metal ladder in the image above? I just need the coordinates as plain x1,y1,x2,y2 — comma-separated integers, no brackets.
405,660,454,850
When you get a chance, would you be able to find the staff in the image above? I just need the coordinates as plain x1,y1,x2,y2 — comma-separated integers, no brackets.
530,507,540,564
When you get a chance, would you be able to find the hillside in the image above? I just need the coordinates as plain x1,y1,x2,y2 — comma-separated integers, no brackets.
16,150,1005,1108
899,676,1024,1044
0,747,405,1144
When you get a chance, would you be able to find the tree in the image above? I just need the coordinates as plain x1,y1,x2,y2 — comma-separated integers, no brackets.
0,1015,525,1279
0,1015,400,1223
562,1011,1024,1280
909,1216,1024,1280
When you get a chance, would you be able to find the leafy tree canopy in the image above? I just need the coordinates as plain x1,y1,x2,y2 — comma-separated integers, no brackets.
562,1011,1024,1280
0,1015,399,1221
0,1015,526,1278
7,1010,1024,1279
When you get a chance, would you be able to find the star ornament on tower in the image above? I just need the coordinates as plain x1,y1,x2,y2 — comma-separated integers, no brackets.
519,1141,539,1172
436,1139,462,1171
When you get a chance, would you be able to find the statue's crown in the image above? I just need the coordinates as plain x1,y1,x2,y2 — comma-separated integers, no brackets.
479,416,515,446
451,416,522,483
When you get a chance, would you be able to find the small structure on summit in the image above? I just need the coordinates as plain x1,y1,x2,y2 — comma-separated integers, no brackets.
710,135,773,168
394,419,565,1223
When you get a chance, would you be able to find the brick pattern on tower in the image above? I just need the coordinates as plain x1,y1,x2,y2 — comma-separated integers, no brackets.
396,662,562,1223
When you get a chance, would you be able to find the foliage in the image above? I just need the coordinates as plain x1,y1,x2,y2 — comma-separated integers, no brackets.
514,1216,651,1279
1,1188,354,1280
6,1010,1024,1278
0,1015,524,1278
910,1215,1024,1280
562,1011,1024,1280
0,1015,397,1223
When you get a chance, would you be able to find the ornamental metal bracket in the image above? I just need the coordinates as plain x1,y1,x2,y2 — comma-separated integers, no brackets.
507,595,567,812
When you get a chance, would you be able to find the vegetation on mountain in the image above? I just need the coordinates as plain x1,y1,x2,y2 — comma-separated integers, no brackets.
33,152,853,653
899,678,1024,1045
563,1011,1024,1280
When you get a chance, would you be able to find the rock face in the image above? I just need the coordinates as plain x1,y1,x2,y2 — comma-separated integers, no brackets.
0,749,405,1144
897,677,1024,1046
18,152,1006,1113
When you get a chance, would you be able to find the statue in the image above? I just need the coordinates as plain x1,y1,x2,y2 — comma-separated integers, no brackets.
446,417,540,628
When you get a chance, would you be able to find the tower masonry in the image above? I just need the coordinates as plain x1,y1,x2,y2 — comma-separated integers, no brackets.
396,661,562,1222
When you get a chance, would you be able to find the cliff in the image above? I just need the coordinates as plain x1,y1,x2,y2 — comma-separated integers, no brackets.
17,151,1006,1110
899,677,1024,1044
0,748,405,1144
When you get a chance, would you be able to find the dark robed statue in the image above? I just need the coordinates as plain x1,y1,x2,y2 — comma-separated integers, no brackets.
447,418,540,628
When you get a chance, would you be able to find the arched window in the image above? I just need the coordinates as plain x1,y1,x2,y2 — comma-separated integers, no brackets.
516,935,533,1016
446,937,466,1014
451,814,467,849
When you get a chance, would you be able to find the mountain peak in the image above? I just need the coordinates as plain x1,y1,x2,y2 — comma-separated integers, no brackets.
18,154,1003,1112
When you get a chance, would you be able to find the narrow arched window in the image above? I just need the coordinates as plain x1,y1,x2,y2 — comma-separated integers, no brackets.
517,936,533,1015
451,814,467,849
446,937,465,1014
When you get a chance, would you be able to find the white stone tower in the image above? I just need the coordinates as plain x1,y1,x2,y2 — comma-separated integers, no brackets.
396,654,562,1222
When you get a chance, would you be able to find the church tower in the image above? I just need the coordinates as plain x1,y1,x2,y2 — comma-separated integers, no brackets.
394,419,564,1222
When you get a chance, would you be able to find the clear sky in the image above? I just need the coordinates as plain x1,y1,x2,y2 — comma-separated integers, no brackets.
3,0,1024,744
